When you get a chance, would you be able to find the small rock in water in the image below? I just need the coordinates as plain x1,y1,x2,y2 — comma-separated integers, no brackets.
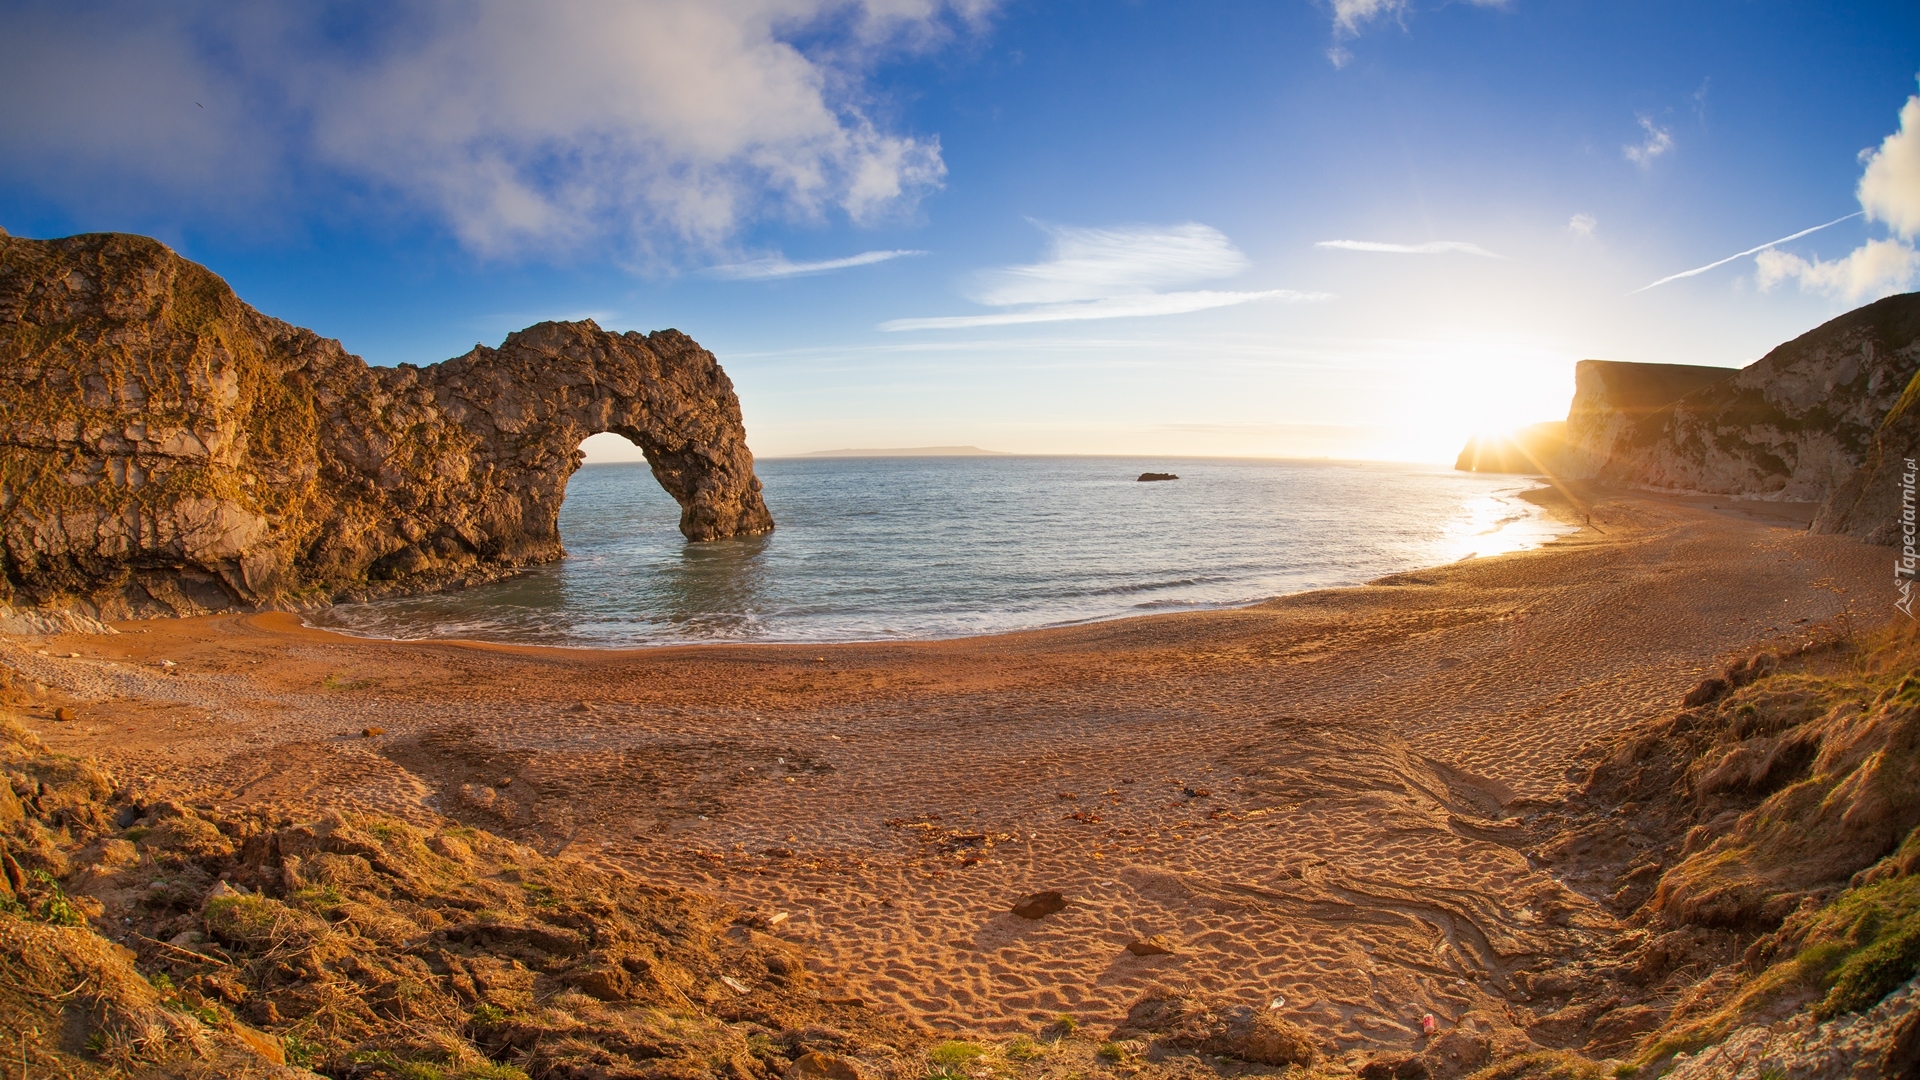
361,726,386,738
1011,890,1068,919
1126,934,1175,956
1137,472,1179,482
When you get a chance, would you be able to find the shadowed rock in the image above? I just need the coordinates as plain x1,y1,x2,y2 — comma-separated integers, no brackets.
1455,420,1571,475
0,231,773,615
1010,890,1067,919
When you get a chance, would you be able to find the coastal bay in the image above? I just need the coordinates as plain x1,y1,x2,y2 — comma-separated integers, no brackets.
7,486,1884,1052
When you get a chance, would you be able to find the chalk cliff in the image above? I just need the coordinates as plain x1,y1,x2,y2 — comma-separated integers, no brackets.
1809,366,1920,543
1576,294,1920,502
0,232,773,616
1561,360,1736,480
1458,293,1920,543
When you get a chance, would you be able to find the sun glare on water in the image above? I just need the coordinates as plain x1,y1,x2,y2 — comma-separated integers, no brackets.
1437,484,1572,563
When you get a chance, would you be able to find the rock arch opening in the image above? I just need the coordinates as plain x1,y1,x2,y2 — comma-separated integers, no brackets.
0,230,772,614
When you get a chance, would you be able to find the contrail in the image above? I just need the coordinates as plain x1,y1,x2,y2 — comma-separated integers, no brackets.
1629,211,1863,294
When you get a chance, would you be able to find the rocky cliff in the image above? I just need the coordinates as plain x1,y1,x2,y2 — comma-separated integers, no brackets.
0,232,773,616
1810,365,1920,542
1561,360,1736,479
1576,294,1920,504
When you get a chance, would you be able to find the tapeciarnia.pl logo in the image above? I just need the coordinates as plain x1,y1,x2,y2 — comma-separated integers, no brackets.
1899,457,1917,619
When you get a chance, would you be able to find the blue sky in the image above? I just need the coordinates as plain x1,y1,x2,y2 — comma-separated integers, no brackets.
3,1,1918,462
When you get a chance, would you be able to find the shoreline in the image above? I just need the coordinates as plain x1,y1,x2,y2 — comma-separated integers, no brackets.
0,485,1889,1048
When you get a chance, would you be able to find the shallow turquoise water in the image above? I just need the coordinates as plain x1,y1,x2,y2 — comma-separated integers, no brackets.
308,456,1564,647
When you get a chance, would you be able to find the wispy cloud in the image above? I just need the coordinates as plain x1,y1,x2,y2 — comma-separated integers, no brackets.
1629,212,1862,293
705,249,924,280
1567,213,1598,238
1315,239,1506,258
1624,114,1674,167
881,222,1325,330
1324,0,1507,65
1330,0,1409,36
1691,77,1712,123
880,289,1327,331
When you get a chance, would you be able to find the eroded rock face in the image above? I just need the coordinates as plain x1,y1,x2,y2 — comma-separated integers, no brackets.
0,231,772,615
1561,361,1735,480
1810,363,1920,543
1571,293,1920,503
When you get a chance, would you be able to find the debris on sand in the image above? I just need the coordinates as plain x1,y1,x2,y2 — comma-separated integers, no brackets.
1011,890,1068,919
1126,934,1175,956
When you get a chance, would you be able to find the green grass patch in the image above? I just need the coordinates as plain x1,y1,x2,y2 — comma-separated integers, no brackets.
1003,1035,1044,1062
927,1040,986,1078
283,1033,321,1069
1793,873,1920,1019
288,883,345,914
27,869,85,927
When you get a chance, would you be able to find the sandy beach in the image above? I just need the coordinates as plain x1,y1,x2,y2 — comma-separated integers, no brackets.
0,487,1887,1054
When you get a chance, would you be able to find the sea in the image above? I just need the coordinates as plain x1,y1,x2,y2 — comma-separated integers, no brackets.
307,456,1568,648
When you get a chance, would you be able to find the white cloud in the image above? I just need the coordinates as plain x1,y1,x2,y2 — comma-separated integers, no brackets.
1743,87,1920,305
1330,0,1409,36
1755,238,1920,303
0,1,987,257
1325,0,1506,46
1568,213,1597,238
1624,115,1674,167
1859,92,1920,240
1315,239,1506,258
705,249,924,280
881,222,1325,330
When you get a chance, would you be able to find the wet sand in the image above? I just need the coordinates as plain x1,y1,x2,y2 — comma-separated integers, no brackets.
0,488,1888,1053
